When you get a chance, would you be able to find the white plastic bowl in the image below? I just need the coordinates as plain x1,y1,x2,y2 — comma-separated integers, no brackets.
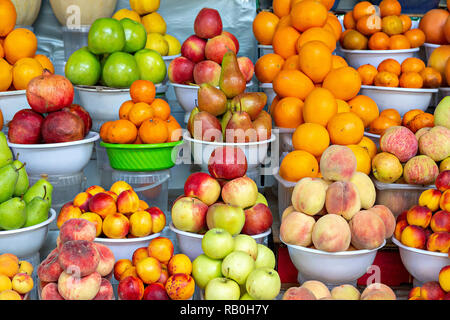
7,131,99,176
169,223,271,261
259,83,276,107
276,127,295,154
0,90,30,123
340,48,420,69
424,43,440,61
281,239,386,287
0,209,56,259
392,237,448,285
94,232,161,262
438,87,450,101
183,131,276,171
359,85,438,116
257,44,274,56
163,54,180,83
364,131,380,149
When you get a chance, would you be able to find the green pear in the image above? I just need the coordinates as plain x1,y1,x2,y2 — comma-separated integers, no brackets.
434,96,450,129
23,196,49,228
0,132,13,168
12,160,28,197
0,164,19,203
0,197,26,230
221,110,233,136
24,175,53,208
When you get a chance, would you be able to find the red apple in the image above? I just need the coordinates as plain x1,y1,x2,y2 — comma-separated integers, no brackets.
222,31,239,54
194,8,223,39
205,34,237,65
436,170,450,192
237,57,254,83
208,146,248,180
142,283,169,300
7,109,44,144
193,60,221,86
181,35,207,63
190,111,222,142
242,203,273,235
184,172,221,206
168,56,195,84
171,196,208,233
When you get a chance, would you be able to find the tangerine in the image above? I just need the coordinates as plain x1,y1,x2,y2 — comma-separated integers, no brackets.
379,108,401,125
254,53,285,83
331,55,348,70
303,87,338,127
298,40,332,83
322,66,362,101
296,27,337,52
401,57,425,73
12,57,43,90
290,0,328,32
119,100,135,120
272,26,301,59
353,1,377,21
282,54,300,70
128,102,154,127
0,58,12,91
130,79,156,104
139,117,169,144
382,15,404,36
327,112,365,145
253,11,280,45
325,13,342,40
276,15,292,30
357,64,378,85
150,98,171,120
379,0,402,18
377,58,401,76
100,121,114,143
166,115,182,142
420,67,442,88
404,29,426,48
369,116,398,135
342,29,368,50
402,109,424,126
292,122,330,157
406,113,434,133
388,34,411,49
336,99,350,113
273,97,304,128
358,136,378,159
4,28,37,65
374,71,399,87
399,71,423,88
272,69,315,99
348,95,380,128
343,11,356,30
347,144,372,175
399,14,412,33
34,54,54,74
368,32,390,50
0,0,16,37
108,119,138,144
273,0,292,18
356,14,382,36
279,150,319,182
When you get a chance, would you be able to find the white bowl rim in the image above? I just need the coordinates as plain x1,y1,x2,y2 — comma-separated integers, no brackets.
363,131,380,139
281,238,386,256
392,236,448,257
169,80,254,89
75,83,165,92
275,126,295,133
0,89,26,97
94,232,161,243
439,87,450,91
0,209,56,236
423,43,441,48
169,222,271,239
259,83,273,88
7,131,100,149
340,48,420,54
162,54,181,60
183,131,276,146
360,84,439,93
257,44,273,49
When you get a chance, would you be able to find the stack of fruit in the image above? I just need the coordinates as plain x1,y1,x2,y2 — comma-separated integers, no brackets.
38,219,115,300
112,0,181,58
419,6,450,46
168,8,254,86
394,170,449,252
427,44,450,88
281,145,395,252
341,0,425,50
100,80,181,145
283,280,396,300
56,180,166,239
114,237,195,300
0,253,34,300
0,0,55,92
408,266,450,300
0,132,53,231
193,228,280,300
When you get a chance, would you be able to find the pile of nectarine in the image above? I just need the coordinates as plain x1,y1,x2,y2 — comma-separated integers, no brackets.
0,253,34,300
408,265,450,300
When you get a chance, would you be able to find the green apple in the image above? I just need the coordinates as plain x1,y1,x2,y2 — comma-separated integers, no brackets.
88,18,125,55
255,193,268,206
233,234,258,260
204,277,240,300
246,268,281,300
221,251,255,285
240,292,255,300
134,48,166,84
65,47,101,86
201,228,234,260
102,52,140,88
192,254,222,289
206,203,245,236
120,18,147,53
254,244,276,269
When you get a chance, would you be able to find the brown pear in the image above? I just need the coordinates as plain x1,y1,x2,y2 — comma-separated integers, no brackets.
197,83,228,116
252,110,272,141
187,107,200,136
225,110,256,143
219,50,246,99
191,111,223,142
231,92,267,120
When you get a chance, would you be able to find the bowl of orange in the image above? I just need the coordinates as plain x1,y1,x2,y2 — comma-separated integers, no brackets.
340,48,420,70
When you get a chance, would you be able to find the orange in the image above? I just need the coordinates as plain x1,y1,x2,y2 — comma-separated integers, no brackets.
292,122,330,157
353,1,376,21
347,144,372,175
282,54,300,70
136,257,161,284
112,8,142,23
379,108,401,125
254,53,284,83
296,27,337,52
406,112,434,133
401,57,425,73
356,14,382,36
253,11,280,45
4,28,38,65
273,97,304,128
292,0,335,11
108,119,138,144
0,254,18,278
402,109,424,126
420,67,442,88
130,79,156,104
276,15,292,30
325,13,342,40
298,40,332,83
358,136,378,159
100,121,114,143
269,95,281,115
374,71,399,87
12,57,43,90
357,64,378,85
272,69,314,99
0,0,16,37
369,116,398,135
348,95,380,128
327,112,365,145
128,102,154,127
343,11,356,30
148,237,174,264
150,98,171,120
139,117,169,144
379,0,402,17
272,26,301,59
388,34,411,50
34,54,54,74
303,87,338,126
381,15,404,36
0,109,3,131
166,115,182,142
290,0,328,32
119,100,135,120
331,55,348,70
0,44,3,59
404,29,425,48
167,254,192,275
368,31,390,50
339,29,352,47
399,71,423,88
273,0,291,18
377,58,401,76
134,135,143,144
279,150,319,182
342,29,368,50
336,99,350,113
399,14,412,33
0,58,12,91
322,66,362,101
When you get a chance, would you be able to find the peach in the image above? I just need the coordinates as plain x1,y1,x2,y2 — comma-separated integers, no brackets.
440,190,450,211
361,283,396,300
418,126,450,162
406,205,432,228
58,271,102,300
132,247,149,266
145,207,166,234
143,282,170,300
105,190,118,201
102,213,130,239
435,170,450,192
93,278,114,300
59,218,97,243
56,204,82,229
41,282,64,300
409,296,425,300
113,259,133,281
291,177,327,216
204,34,237,65
0,253,18,263
18,260,33,276
282,286,317,300
325,181,361,220
165,273,195,300
419,189,442,212
94,243,115,277
118,275,144,300
440,158,450,172
301,280,331,299
420,281,446,300
431,210,450,233
320,145,357,181
408,286,421,299
349,210,386,250
88,192,117,219
404,155,439,185
0,290,21,300
370,205,396,239
85,185,105,196
167,254,192,276
119,266,138,281
394,220,409,240
312,214,351,252
280,211,316,247
58,240,100,276
184,172,221,206
397,210,407,222
331,284,361,300
350,172,376,209
380,126,418,162
281,205,296,221
157,264,169,286
37,248,63,282
117,189,140,214
136,257,162,284
439,265,450,292
426,232,450,253
148,237,174,264
0,255,19,278
400,225,427,249
129,210,152,237
79,212,103,237
110,181,132,196
73,192,93,212
11,273,33,294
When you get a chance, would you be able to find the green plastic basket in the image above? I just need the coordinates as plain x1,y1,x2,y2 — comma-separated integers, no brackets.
100,140,184,172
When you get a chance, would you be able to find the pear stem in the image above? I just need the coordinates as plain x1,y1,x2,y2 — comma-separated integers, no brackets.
43,185,47,200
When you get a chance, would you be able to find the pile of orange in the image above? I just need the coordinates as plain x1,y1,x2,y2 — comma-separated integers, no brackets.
369,108,434,135
100,80,182,145
0,0,54,91
341,0,426,50
357,57,442,89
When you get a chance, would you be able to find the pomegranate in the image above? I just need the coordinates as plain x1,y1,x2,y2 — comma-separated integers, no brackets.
8,109,44,144
64,104,92,135
26,70,74,114
41,110,85,143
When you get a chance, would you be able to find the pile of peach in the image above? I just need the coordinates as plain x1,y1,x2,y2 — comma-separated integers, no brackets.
394,171,450,252
114,237,195,300
56,181,166,239
38,219,115,300
280,145,395,252
283,280,396,300
408,266,450,300
0,253,34,300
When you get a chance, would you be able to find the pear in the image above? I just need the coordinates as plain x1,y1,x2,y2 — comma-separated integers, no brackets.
225,110,256,143
187,107,200,137
197,83,228,116
219,51,246,99
12,160,28,197
23,196,50,228
0,197,26,230
24,175,53,209
231,93,267,120
0,164,19,203
221,110,233,136
252,110,272,141
0,132,13,168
